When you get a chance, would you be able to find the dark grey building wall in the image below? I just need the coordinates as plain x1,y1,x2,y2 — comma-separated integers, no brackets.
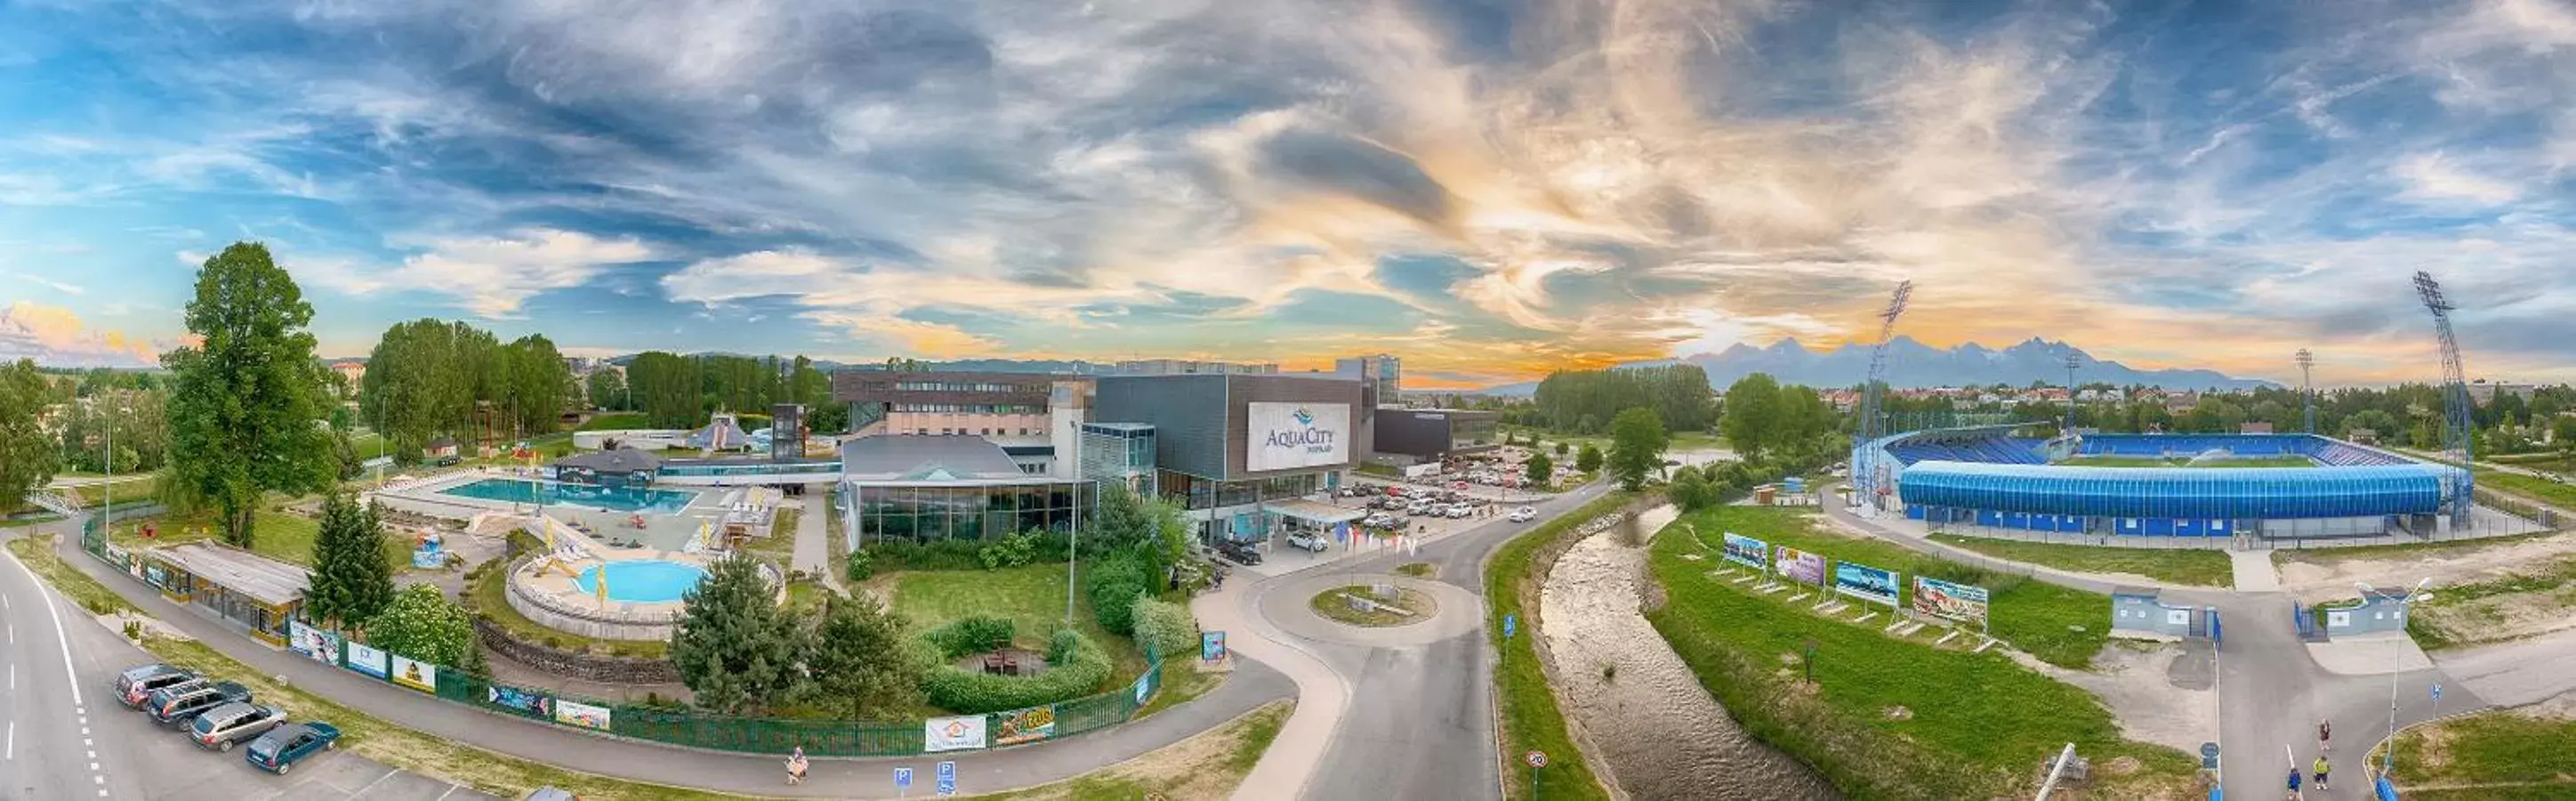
1096,375,1230,480
1374,409,1453,457
1226,375,1363,480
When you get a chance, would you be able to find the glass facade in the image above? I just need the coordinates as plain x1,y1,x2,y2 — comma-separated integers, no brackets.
1156,470,1320,512
844,481,1098,546
1080,425,1157,497
1898,463,2458,520
1449,414,1497,449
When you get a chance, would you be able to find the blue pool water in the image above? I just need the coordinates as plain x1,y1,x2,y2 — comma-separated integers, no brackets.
439,479,696,514
575,560,708,603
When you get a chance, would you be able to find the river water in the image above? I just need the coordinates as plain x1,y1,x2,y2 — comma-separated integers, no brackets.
1537,505,1839,800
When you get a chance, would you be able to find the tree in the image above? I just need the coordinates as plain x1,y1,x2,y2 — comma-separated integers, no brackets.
628,352,703,429
1669,468,1712,511
499,334,570,437
1553,441,1569,456
1606,408,1668,491
305,494,397,631
670,553,806,714
0,360,62,512
586,368,627,412
1575,443,1604,473
1525,451,1554,488
365,583,475,666
2554,417,2576,459
804,595,925,719
1719,374,1785,464
164,243,337,548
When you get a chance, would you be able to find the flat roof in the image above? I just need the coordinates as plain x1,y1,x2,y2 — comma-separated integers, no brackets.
151,541,310,606
841,434,1032,481
1265,498,1366,524
551,449,664,473
1083,423,1156,432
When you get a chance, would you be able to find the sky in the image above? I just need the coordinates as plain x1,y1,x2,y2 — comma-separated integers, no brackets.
1,0,2572,390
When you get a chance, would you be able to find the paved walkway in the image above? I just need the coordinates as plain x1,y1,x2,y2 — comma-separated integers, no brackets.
32,522,1293,800
2231,549,2282,592
792,483,835,590
1193,584,1343,801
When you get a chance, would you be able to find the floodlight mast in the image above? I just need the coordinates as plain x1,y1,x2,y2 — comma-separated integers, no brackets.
1852,280,1914,509
2414,271,2475,530
2295,349,2316,434
2063,352,2081,437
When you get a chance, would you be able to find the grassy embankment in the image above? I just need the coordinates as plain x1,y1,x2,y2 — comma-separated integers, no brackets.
2477,469,2576,510
2375,709,2576,800
1485,490,1637,801
962,701,1291,801
1928,534,2236,588
2395,554,2576,651
106,507,406,570
1645,506,2198,798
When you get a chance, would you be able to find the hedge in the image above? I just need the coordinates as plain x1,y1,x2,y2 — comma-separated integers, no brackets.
921,629,1114,714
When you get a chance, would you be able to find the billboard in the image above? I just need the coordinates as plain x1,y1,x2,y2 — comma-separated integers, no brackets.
1912,577,1991,628
1832,562,1901,607
390,655,439,693
993,705,1058,746
555,699,613,731
344,642,390,679
1247,402,1351,472
924,715,989,753
1720,532,1769,571
486,684,553,718
288,620,341,665
1774,546,1828,587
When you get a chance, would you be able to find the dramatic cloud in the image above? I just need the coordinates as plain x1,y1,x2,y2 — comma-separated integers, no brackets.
0,302,164,367
296,230,655,318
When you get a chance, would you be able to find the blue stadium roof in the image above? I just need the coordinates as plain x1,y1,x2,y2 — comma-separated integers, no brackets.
1897,462,2464,520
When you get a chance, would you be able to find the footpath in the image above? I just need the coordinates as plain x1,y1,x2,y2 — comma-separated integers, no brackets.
36,523,1294,800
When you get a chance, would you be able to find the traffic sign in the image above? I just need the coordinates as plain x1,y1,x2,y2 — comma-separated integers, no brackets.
1525,750,1548,768
895,767,913,789
2432,683,2443,701
937,761,956,797
2198,741,2218,770
1503,613,1517,639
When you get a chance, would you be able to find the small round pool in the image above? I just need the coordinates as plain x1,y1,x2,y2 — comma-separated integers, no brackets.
574,560,708,603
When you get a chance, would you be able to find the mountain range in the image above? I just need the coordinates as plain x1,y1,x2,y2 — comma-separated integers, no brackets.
1471,337,2279,395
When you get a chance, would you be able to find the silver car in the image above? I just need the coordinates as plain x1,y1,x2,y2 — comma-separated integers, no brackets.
190,701,286,751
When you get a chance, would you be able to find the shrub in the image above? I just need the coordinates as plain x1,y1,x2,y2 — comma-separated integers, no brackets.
1130,596,1198,660
978,530,1042,570
844,547,875,581
864,539,987,572
1084,554,1152,635
924,614,1018,658
920,629,1115,714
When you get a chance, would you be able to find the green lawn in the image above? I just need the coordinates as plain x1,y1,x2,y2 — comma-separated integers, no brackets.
60,474,161,508
1644,521,2196,799
889,563,1147,684
107,506,406,570
2057,455,2314,467
1928,535,2236,587
1674,506,2111,668
2398,554,2576,651
2382,709,2576,797
1485,491,1635,801
2478,470,2576,509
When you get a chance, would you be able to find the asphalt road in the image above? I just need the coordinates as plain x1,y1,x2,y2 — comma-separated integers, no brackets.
0,538,499,801
1250,481,1614,801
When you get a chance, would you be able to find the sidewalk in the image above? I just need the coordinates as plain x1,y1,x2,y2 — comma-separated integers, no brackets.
36,523,1294,800
1191,580,1343,801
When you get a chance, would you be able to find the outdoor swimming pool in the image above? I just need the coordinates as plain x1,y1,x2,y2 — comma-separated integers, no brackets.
575,560,708,603
439,479,696,514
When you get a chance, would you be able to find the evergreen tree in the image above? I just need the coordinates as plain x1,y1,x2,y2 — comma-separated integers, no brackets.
164,243,337,548
805,595,924,719
670,553,807,714
306,493,397,630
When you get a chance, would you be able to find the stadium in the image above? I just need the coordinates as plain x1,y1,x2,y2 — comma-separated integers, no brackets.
1852,429,2472,540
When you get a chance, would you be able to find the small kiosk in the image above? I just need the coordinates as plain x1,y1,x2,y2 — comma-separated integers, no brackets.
143,541,311,647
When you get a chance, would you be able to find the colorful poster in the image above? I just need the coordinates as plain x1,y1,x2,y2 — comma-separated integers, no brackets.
555,699,613,731
1912,577,1991,627
1201,631,1228,661
344,642,390,679
1832,562,1900,607
1774,546,1828,587
1720,532,1769,571
486,685,552,717
287,620,341,665
390,655,439,693
924,715,989,753
1131,669,1155,706
992,705,1058,746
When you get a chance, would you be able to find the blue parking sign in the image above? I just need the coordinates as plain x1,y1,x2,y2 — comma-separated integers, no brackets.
937,760,957,797
895,767,913,789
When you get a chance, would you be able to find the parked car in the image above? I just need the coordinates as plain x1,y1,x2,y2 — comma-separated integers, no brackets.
190,701,286,751
245,722,341,775
525,789,581,801
148,681,253,728
1445,505,1473,519
117,664,201,709
1509,506,1537,522
1216,540,1263,566
1285,532,1330,553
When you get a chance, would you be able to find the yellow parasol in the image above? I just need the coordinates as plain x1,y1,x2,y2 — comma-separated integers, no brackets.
594,562,609,607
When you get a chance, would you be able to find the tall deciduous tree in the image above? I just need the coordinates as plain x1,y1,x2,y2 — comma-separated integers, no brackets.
0,359,62,512
1720,373,1786,464
670,553,806,714
1524,451,1554,488
804,595,924,719
499,334,570,437
627,352,703,429
585,368,627,411
306,493,397,631
365,583,476,666
164,243,337,548
1575,443,1604,473
1606,407,1669,492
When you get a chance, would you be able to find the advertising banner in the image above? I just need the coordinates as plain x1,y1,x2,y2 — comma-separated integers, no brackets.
1912,577,1991,628
555,699,613,731
1202,631,1228,661
1131,668,1156,706
390,655,439,693
486,684,553,717
924,715,989,753
1404,463,1441,479
1774,546,1828,587
1832,562,1901,607
287,620,341,665
993,705,1058,746
344,642,390,679
1720,532,1769,571
1246,402,1351,472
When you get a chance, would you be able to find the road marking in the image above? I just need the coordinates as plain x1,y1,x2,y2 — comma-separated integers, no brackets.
435,785,462,801
8,662,13,689
3,544,86,708
350,768,402,797
7,720,14,760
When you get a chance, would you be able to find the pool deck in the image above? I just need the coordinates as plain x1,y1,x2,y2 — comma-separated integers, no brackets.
380,469,724,552
509,548,711,640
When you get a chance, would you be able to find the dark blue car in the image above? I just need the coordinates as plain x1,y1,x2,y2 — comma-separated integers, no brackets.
244,722,339,774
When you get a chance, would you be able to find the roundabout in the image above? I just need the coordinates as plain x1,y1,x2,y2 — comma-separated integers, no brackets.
1257,570,1483,647
1308,583,1440,627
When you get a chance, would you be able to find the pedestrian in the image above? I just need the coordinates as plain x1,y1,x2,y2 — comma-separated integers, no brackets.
2312,755,2330,790
2285,767,2300,800
785,746,808,785
2318,718,2331,752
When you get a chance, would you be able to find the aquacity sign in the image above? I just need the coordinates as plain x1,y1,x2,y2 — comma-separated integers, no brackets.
1247,402,1351,471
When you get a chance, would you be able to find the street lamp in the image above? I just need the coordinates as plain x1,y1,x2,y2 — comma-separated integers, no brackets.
2355,578,2434,774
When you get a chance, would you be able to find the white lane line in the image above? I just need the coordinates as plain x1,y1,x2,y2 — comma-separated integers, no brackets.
350,768,402,797
8,662,14,690
2,544,85,708
6,720,15,761
435,785,462,801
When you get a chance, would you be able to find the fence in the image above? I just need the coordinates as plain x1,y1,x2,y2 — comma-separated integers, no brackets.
79,521,1169,758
